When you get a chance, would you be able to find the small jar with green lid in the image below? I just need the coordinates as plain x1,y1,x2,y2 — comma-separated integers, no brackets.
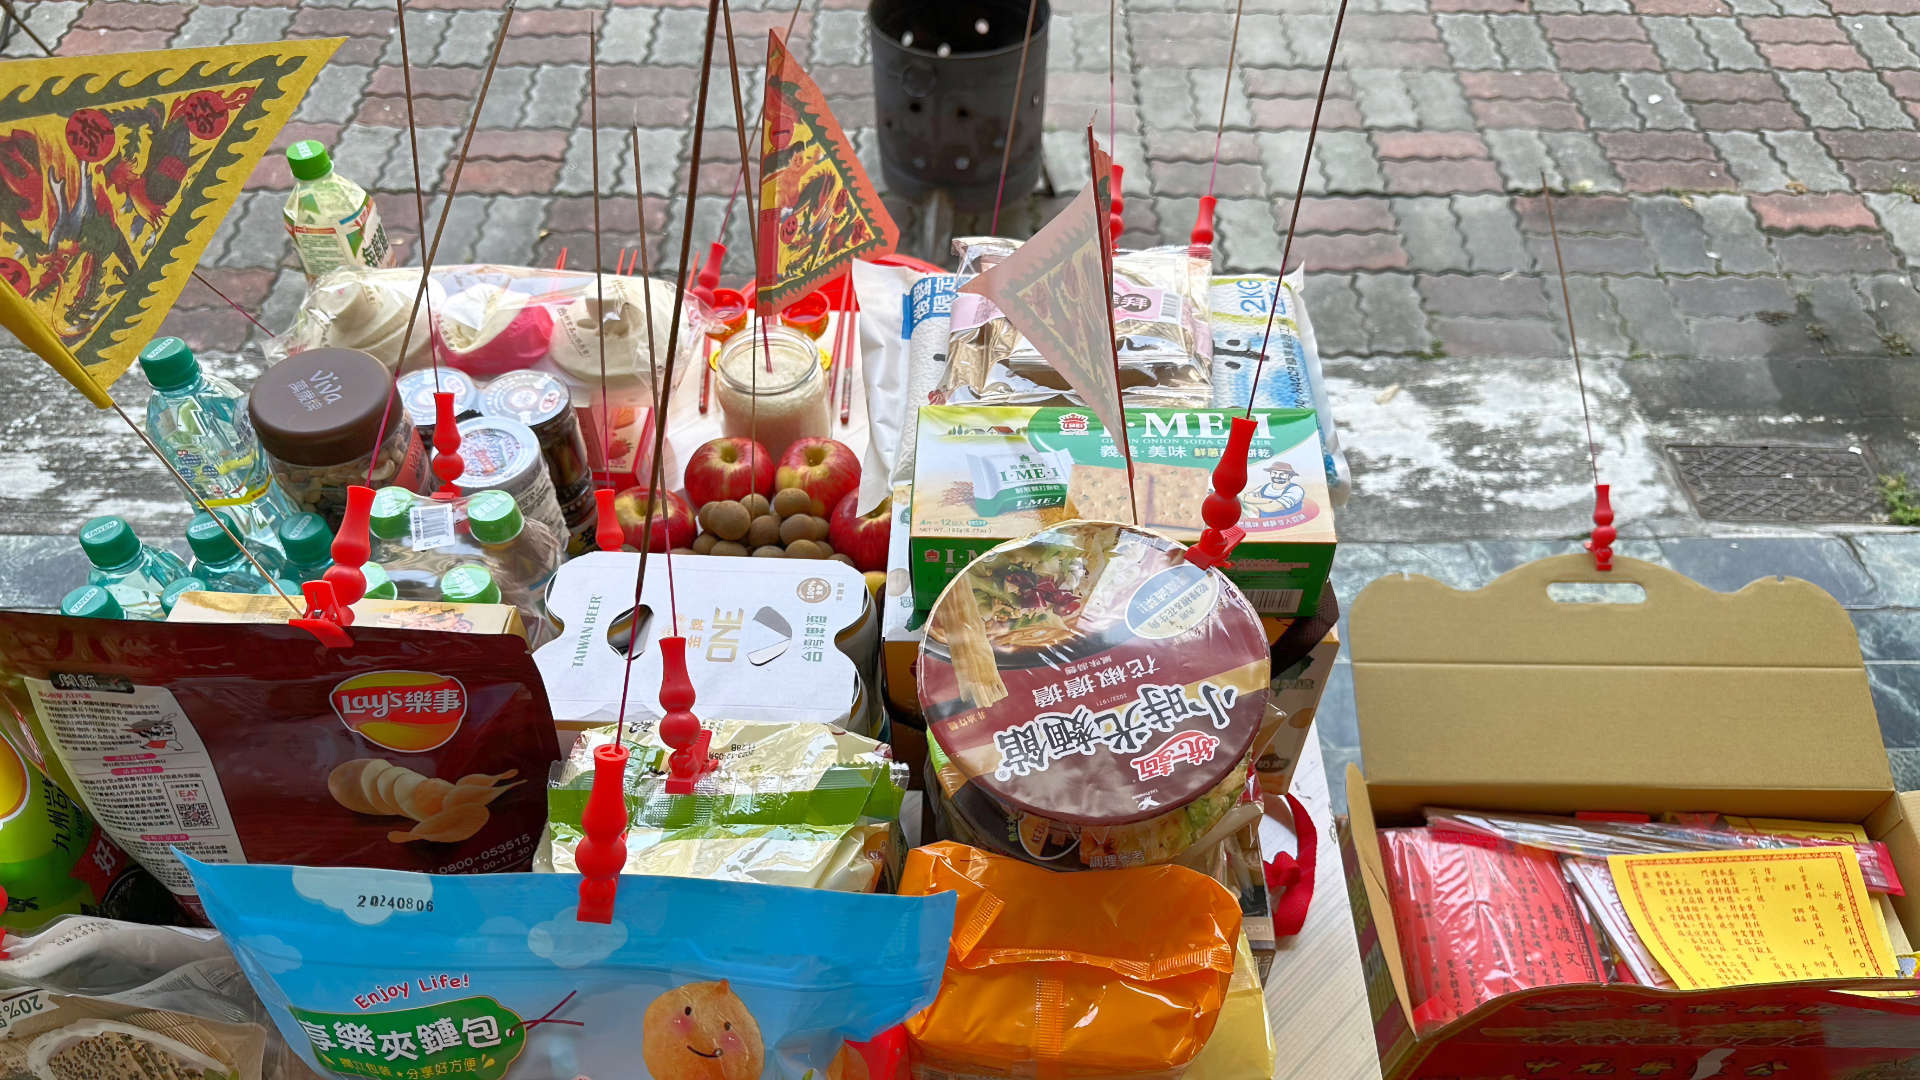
439,564,502,606
277,513,336,582
60,585,123,619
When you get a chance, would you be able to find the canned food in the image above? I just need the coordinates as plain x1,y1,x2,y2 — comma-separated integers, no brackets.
454,416,568,543
479,370,594,506
397,367,480,450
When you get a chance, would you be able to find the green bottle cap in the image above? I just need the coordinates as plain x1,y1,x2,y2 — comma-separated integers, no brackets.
61,585,122,619
160,577,206,614
362,562,397,600
136,337,200,392
466,490,525,546
286,140,335,182
370,487,419,540
186,511,242,565
439,564,501,605
78,515,141,569
278,513,334,566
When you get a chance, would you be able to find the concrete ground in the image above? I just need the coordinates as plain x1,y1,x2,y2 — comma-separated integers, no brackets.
0,0,1917,794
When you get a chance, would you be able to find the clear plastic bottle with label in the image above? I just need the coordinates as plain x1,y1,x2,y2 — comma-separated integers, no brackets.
465,489,563,642
160,576,208,617
366,487,489,600
60,585,123,619
139,337,294,565
78,515,188,621
186,512,273,594
284,140,394,282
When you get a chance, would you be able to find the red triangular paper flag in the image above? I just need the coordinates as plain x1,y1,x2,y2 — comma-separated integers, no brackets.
756,30,897,315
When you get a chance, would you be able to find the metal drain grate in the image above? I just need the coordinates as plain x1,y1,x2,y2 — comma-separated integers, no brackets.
1666,443,1881,523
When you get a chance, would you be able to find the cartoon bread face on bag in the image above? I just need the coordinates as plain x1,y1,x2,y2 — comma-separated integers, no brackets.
642,980,765,1080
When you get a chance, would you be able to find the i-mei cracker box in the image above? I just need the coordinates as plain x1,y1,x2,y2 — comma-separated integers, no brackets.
908,405,1337,618
1342,553,1920,1080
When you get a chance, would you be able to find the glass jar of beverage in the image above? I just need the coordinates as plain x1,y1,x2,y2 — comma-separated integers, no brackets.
714,325,828,461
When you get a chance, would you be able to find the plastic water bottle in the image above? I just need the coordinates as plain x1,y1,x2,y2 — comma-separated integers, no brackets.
186,512,272,593
367,487,489,599
160,577,207,616
139,337,293,565
439,564,502,606
77,515,187,621
60,585,122,619
362,562,397,601
284,139,393,282
278,513,336,583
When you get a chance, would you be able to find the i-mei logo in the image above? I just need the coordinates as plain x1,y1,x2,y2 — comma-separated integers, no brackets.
1058,413,1090,434
330,671,467,753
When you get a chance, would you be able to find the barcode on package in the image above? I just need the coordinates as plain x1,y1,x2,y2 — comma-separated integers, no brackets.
410,503,456,549
1244,589,1303,613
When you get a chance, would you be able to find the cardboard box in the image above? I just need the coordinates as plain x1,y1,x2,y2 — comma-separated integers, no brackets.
1341,553,1920,1080
1255,626,1340,797
166,591,527,639
881,481,926,723
909,405,1336,618
534,552,880,742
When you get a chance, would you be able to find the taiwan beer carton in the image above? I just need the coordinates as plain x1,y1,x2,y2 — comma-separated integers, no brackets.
1342,553,1920,1080
908,405,1337,618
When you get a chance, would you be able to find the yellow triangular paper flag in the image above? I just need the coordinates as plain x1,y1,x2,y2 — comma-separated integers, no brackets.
0,38,342,407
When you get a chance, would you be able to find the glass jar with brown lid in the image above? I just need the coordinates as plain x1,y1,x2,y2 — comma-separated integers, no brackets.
249,347,427,529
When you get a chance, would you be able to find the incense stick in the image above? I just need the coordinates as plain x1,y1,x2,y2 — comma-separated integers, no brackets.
629,124,663,479
190,272,270,335
0,0,52,59
588,9,613,499
1207,0,1247,200
714,0,809,246
394,0,439,392
1541,171,1600,486
369,0,518,485
1244,0,1349,417
612,0,726,734
988,0,1042,234
718,0,771,381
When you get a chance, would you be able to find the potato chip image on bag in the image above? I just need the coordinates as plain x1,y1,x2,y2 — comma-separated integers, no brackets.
187,858,955,1080
0,614,560,921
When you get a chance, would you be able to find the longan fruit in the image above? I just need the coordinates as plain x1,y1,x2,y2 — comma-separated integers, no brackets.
786,539,825,559
671,546,698,555
752,545,787,558
830,553,855,566
710,540,750,557
772,487,813,518
692,532,719,554
699,500,751,541
741,493,772,517
747,514,783,549
778,514,821,546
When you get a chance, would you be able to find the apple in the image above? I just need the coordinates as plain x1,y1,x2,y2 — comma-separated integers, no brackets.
828,491,890,572
684,437,774,509
776,437,861,516
612,486,695,552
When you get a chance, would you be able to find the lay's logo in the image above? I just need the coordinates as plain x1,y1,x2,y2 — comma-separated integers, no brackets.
330,670,467,753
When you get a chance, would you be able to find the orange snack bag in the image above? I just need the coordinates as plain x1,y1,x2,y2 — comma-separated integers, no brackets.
899,842,1241,1079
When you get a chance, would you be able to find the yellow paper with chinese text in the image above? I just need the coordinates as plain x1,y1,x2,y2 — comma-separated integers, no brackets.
1609,847,1897,991
1726,815,1870,844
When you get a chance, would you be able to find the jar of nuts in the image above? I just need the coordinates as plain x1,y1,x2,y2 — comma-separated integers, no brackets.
250,347,428,530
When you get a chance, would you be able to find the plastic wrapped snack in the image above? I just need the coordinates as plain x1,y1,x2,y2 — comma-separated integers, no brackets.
1207,272,1350,506
540,719,908,892
900,842,1240,1080
1379,828,1607,1033
190,859,955,1080
940,240,1211,408
917,521,1270,869
0,613,561,921
0,915,318,1079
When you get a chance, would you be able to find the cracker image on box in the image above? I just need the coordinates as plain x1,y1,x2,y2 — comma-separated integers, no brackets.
909,406,1336,617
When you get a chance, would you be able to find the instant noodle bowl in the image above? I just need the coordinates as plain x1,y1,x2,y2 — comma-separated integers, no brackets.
916,520,1270,869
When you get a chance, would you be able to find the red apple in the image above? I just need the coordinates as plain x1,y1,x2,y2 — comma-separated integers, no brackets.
776,438,861,516
828,491,890,572
612,486,695,552
684,437,774,508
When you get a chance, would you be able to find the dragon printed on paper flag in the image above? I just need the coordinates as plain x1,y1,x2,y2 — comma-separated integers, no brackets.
0,39,340,407
959,136,1126,444
756,29,897,314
